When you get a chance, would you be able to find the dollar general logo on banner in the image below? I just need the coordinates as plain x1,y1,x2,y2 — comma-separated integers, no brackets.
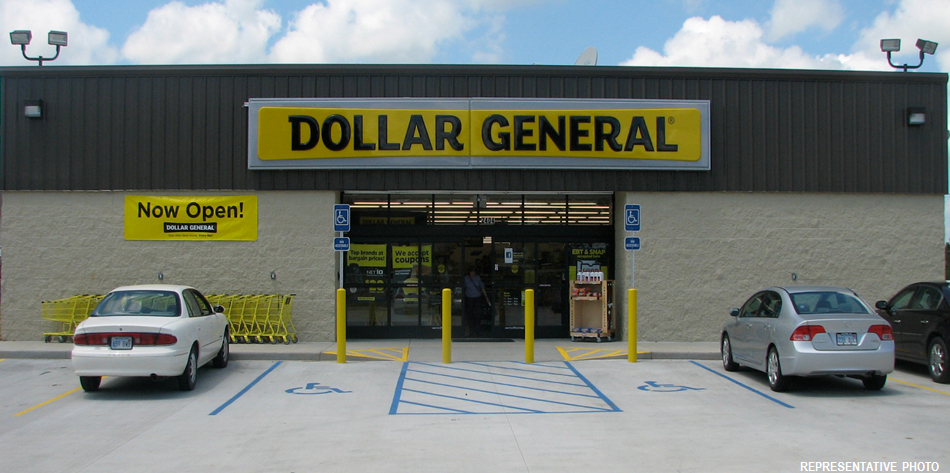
124,196,258,241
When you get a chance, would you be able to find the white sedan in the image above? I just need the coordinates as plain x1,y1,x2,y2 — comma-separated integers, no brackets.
72,284,230,392
721,286,894,392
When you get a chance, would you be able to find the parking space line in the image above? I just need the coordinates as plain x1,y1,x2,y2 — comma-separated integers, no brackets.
565,361,622,412
326,347,408,361
690,361,795,409
209,361,282,416
890,378,950,396
14,387,82,417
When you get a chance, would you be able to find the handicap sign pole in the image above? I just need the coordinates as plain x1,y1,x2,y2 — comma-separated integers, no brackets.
624,204,641,363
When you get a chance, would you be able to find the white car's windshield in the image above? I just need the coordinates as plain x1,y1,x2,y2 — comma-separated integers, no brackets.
790,291,869,315
92,290,181,317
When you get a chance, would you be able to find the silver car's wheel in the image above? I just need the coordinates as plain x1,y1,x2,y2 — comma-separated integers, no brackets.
177,347,198,391
721,335,739,372
767,347,789,392
929,337,950,384
862,374,887,390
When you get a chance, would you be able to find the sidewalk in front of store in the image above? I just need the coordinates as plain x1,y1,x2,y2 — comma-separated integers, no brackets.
0,338,719,362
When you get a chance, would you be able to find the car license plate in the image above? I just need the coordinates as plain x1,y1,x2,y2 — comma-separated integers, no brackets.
836,333,857,346
111,336,132,350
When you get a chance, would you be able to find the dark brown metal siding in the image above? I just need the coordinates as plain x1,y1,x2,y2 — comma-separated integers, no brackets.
1,65,946,193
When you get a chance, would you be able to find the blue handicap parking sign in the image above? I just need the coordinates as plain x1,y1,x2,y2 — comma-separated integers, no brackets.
333,204,350,232
624,205,640,232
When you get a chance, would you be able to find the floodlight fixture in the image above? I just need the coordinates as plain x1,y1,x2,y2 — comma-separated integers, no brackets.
880,39,900,52
8,29,67,65
9,30,31,45
47,30,67,47
882,37,939,72
916,38,938,55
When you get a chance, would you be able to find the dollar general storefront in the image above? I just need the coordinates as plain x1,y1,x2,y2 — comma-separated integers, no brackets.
0,65,946,343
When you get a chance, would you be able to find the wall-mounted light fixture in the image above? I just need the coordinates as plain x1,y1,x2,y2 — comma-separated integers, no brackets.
906,107,926,126
270,270,277,280
158,271,164,281
881,38,939,72
23,99,42,119
9,29,67,66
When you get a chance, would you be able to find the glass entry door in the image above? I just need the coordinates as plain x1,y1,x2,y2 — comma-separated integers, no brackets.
344,236,609,339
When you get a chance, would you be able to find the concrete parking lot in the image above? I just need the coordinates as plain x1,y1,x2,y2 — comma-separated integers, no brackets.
1,340,948,473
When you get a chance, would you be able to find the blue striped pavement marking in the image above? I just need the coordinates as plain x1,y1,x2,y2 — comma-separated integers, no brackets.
390,361,621,415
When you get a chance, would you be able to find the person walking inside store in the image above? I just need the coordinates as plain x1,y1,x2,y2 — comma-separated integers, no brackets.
463,266,489,337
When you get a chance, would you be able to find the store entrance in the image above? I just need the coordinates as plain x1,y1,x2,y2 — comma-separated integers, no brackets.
345,232,611,339
342,193,613,339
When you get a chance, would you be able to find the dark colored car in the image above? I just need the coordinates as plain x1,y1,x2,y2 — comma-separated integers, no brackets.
875,282,950,383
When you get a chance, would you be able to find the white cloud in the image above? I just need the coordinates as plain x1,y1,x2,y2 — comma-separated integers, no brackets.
269,0,481,64
622,16,826,69
121,0,281,64
0,0,117,65
620,15,890,71
766,0,843,42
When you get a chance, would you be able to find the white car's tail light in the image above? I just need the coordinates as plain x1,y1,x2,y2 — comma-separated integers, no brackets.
867,324,894,341
74,332,178,346
790,325,826,341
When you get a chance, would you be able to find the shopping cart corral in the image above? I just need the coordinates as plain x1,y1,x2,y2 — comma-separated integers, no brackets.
41,293,297,344
41,295,104,342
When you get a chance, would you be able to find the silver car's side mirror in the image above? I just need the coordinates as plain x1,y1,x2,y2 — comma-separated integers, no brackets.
730,308,740,317
213,305,225,314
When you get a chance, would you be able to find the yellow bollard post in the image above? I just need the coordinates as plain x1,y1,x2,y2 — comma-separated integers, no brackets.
525,289,535,364
442,288,452,363
628,289,638,363
337,288,346,363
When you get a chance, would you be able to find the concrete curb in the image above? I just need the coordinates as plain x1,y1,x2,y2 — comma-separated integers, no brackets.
0,340,721,362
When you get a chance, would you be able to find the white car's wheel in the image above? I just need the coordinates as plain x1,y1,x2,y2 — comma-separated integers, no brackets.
212,330,229,369
178,347,198,391
80,376,101,392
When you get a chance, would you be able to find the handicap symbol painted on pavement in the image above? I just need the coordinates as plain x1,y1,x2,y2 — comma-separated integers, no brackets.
286,382,352,395
637,381,705,392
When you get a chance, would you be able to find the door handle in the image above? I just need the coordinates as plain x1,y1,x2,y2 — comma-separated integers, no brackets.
920,320,928,324
892,319,901,323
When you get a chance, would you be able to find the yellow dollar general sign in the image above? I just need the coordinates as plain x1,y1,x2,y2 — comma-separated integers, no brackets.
248,98,710,170
124,196,258,241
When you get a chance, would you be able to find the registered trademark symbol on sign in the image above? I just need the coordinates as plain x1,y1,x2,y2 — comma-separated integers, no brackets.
668,116,675,124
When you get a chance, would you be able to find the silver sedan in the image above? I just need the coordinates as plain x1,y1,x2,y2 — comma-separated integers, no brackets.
721,286,894,392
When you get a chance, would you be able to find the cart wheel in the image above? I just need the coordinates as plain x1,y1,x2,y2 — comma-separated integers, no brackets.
571,336,576,342
291,334,298,343
58,336,68,343
44,335,51,343
596,337,603,343
283,337,292,345
269,336,279,344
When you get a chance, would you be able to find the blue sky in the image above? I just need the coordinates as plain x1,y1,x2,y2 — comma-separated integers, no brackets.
1,0,947,70
2,0,949,236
